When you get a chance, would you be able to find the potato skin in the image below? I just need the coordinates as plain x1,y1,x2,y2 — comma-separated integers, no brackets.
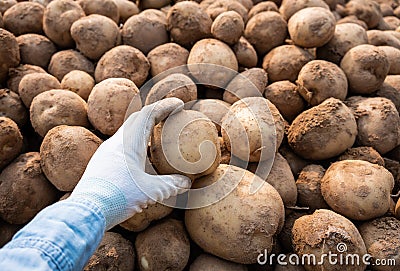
0,152,58,224
16,34,56,69
345,0,382,28
377,75,400,112
288,98,357,160
60,70,94,101
279,0,329,21
40,125,102,191
191,99,230,133
367,30,400,49
0,117,23,170
0,29,20,84
0,89,28,127
48,50,94,81
0,220,20,247
114,0,139,23
30,89,89,137
211,11,244,45
0,0,17,14
321,160,394,221
147,43,189,77
379,46,400,75
338,146,385,166
76,0,119,23
248,2,278,19
232,37,258,68
190,254,248,271
7,64,46,94
185,164,285,264
3,2,44,36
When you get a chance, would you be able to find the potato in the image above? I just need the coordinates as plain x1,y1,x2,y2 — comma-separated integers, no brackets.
145,73,197,105
219,137,231,164
377,75,400,112
278,211,307,252
279,145,311,176
367,30,400,49
0,29,20,84
346,96,400,154
77,0,119,23
378,46,400,74
279,0,329,21
150,109,220,179
0,219,20,247
122,14,168,55
71,15,121,60
244,11,287,55
190,254,248,271
337,15,369,29
136,219,190,271
0,13,2,28
202,0,248,21
222,97,285,162
147,43,189,77
288,7,335,48
141,9,167,25
187,39,238,87
296,164,329,211
211,11,244,45
262,45,314,83
43,0,85,48
84,232,135,271
40,125,102,191
19,72,61,107
167,1,212,47
296,60,348,106
95,45,150,87
0,117,23,170
7,64,46,93
292,209,367,271
338,146,385,166
0,0,16,14
185,164,285,264
288,98,357,160
232,37,258,68
138,0,171,9
345,0,382,28
316,23,368,65
0,152,58,224
191,99,230,133
396,198,400,219
3,2,44,36
120,202,173,232
359,217,400,271
114,0,139,23
30,89,89,137
383,16,400,30
248,1,278,19
321,160,394,220
48,50,94,81
16,34,56,69
223,68,268,104
264,81,306,122
340,45,389,94
60,70,94,101
0,88,28,127
381,3,394,16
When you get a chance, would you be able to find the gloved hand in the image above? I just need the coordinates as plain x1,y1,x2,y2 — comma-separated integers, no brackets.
70,98,191,230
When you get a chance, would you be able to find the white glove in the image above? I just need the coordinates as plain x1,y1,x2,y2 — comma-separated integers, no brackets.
70,98,191,230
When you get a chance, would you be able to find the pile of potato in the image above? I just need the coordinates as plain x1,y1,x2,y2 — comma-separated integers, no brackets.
1,0,400,270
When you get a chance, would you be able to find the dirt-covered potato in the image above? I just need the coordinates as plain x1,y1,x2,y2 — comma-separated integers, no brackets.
345,0,382,28
120,202,173,232
0,152,58,224
88,78,141,136
48,50,94,81
248,1,278,19
187,39,238,87
211,11,244,45
279,0,329,21
222,97,285,162
359,217,400,271
346,96,400,154
288,98,357,160
262,45,314,82
0,219,20,247
141,9,167,25
377,75,400,112
19,72,61,108
167,1,212,47
185,164,285,264
337,15,369,29
0,89,28,127
122,13,168,55
279,145,311,176
321,160,394,220
84,232,135,271
288,7,335,48
368,30,400,49
60,70,94,101
264,81,305,122
340,45,389,94
114,0,139,23
145,73,197,105
136,219,190,271
138,0,170,9
396,199,400,219
223,68,268,104
95,45,150,87
16,34,56,69
201,0,248,21
244,11,287,55
191,99,230,132
383,16,400,30
296,164,328,211
30,89,89,137
43,0,85,48
0,117,23,170
338,146,385,166
190,254,248,271
151,109,220,179
0,29,20,84
292,209,367,271
147,43,189,77
0,0,16,14
77,0,119,23
40,125,102,191
71,15,121,60
232,37,258,68
379,46,400,74
3,2,44,36
7,64,46,93
277,210,306,252
296,60,348,106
